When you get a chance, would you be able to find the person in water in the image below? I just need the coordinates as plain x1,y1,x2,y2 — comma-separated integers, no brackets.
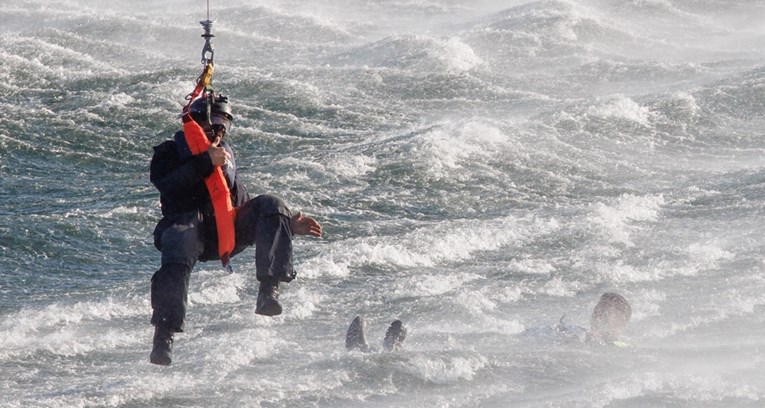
148,93,322,365
345,316,407,352
555,292,632,345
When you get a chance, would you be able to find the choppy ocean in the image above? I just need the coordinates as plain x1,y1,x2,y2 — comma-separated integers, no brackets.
3,0,765,406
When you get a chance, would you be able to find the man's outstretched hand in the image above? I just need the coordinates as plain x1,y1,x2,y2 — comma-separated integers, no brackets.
291,212,323,237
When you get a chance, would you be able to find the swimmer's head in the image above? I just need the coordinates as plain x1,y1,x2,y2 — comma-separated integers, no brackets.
589,292,631,343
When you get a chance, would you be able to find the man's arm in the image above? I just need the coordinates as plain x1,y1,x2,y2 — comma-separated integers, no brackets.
150,141,214,201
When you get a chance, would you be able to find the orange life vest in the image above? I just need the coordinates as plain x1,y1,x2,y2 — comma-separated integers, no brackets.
181,98,236,267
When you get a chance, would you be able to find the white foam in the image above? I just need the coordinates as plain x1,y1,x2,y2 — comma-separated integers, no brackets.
686,242,734,266
2,33,124,80
395,353,488,384
93,206,140,218
540,275,582,297
587,193,665,247
100,92,135,108
586,95,654,126
509,257,556,274
646,289,765,338
301,214,561,279
0,297,146,359
285,286,326,319
595,260,664,283
454,285,502,314
394,272,481,297
433,37,484,73
631,289,666,321
584,371,760,407
657,91,701,123
1,297,142,335
325,153,377,178
194,328,279,373
189,271,246,305
493,284,524,304
412,120,508,180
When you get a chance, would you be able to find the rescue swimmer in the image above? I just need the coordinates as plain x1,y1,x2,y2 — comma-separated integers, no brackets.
148,18,322,364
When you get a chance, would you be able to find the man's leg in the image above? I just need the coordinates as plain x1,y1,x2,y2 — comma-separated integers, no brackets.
150,263,191,365
150,215,205,365
235,194,295,316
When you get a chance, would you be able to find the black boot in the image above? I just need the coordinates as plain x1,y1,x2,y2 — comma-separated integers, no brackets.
345,316,371,352
383,320,407,352
150,325,174,366
256,280,282,316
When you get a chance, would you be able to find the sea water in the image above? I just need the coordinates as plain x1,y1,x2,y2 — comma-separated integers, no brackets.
2,0,765,407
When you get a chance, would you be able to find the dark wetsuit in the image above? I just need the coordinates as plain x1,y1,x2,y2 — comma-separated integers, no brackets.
149,131,295,331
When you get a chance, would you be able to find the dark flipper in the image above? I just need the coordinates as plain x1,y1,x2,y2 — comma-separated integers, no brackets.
383,320,406,352
346,316,371,352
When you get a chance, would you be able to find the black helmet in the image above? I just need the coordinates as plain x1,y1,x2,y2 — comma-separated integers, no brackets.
189,93,233,125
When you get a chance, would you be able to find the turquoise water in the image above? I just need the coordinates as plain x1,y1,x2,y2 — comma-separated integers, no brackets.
2,0,765,406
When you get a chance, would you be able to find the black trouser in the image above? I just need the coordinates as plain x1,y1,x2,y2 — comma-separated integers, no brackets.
150,194,294,331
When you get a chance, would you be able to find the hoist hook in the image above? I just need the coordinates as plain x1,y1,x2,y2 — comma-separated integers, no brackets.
200,19,215,66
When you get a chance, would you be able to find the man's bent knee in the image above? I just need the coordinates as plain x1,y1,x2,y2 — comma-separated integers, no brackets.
255,194,291,218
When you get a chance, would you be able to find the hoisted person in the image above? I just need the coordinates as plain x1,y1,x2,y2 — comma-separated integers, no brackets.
148,93,322,365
